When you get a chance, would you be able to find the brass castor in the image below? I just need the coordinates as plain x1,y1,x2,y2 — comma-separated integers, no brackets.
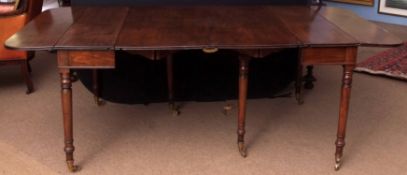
238,142,247,158
169,103,180,116
26,88,34,95
67,161,79,172
334,157,342,171
94,96,105,106
223,104,233,115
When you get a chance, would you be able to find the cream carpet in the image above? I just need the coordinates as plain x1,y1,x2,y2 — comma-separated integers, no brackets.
0,24,406,175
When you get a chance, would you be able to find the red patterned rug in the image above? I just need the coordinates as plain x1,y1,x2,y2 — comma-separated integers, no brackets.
355,42,407,80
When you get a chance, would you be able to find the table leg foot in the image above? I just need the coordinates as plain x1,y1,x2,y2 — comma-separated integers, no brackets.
223,104,233,115
94,95,105,106
238,142,247,158
334,156,342,171
67,160,79,172
169,103,180,116
26,88,34,95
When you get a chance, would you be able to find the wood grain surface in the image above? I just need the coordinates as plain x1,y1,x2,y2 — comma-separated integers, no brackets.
55,7,128,50
5,6,403,51
316,7,401,47
272,6,358,47
5,7,85,50
117,6,301,50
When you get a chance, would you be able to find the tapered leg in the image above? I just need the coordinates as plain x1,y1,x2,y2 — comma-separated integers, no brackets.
334,65,355,170
60,69,78,172
20,60,34,94
92,69,105,106
27,52,34,74
304,65,316,89
295,66,303,104
295,51,304,105
166,55,180,116
237,56,250,157
27,61,32,73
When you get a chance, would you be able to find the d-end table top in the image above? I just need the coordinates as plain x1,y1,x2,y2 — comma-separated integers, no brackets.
116,6,301,50
4,5,403,51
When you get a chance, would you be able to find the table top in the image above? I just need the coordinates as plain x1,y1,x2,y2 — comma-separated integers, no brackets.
5,6,403,51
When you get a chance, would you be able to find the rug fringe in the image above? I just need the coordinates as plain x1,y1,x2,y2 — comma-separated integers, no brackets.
354,67,407,80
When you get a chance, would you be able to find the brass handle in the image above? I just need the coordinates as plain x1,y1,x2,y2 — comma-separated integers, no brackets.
202,47,218,54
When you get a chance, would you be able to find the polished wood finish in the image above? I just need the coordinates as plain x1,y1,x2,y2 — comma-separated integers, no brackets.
238,56,250,157
317,7,401,47
335,63,356,170
301,47,356,65
5,7,84,50
299,46,358,170
6,6,402,50
272,6,358,46
59,68,77,172
56,7,128,50
5,6,403,172
117,6,299,51
57,51,115,69
335,65,354,170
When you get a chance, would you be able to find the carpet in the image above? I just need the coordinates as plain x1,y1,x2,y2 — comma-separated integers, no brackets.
355,42,407,80
0,142,58,175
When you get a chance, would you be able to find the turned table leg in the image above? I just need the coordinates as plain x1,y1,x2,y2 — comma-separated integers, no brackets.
60,69,78,172
295,50,304,105
295,64,303,105
304,65,316,89
334,64,355,170
166,55,180,116
237,56,250,157
92,69,105,106
20,60,34,94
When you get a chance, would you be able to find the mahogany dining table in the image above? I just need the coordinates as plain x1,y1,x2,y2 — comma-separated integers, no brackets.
4,5,402,172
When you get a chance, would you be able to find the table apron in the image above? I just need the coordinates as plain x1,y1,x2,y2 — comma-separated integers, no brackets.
55,47,357,69
57,51,115,69
301,47,357,65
